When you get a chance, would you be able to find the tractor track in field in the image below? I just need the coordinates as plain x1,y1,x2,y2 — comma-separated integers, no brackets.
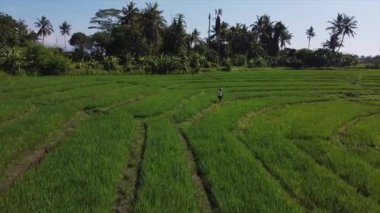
230,98,351,209
113,91,214,212
234,98,380,202
0,105,37,128
2,82,106,101
176,91,206,109
113,122,147,213
31,84,132,106
0,111,89,195
236,137,311,210
0,95,147,196
178,128,220,213
235,98,335,133
181,102,220,126
331,111,380,150
292,143,376,199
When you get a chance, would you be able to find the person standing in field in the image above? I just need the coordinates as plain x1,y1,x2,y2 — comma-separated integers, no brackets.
217,88,224,102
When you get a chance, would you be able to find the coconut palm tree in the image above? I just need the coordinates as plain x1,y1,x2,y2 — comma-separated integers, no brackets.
323,33,342,52
141,2,166,54
270,21,292,54
251,15,273,52
59,21,71,51
279,29,292,49
214,9,222,57
326,13,344,34
326,13,357,52
34,16,54,45
274,22,292,50
188,28,200,48
306,26,316,49
121,1,140,26
337,14,358,52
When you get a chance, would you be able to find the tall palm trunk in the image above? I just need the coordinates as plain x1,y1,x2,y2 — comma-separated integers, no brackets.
337,34,345,53
308,38,311,49
64,34,67,52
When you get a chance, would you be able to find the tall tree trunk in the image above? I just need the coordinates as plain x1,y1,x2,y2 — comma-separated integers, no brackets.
337,34,345,53
42,35,45,45
208,14,211,41
308,38,311,49
64,34,67,52
217,34,220,65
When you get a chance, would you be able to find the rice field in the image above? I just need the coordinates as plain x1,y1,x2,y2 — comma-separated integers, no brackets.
0,69,380,212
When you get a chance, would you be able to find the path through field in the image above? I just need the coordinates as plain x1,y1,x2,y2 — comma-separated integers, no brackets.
1,70,380,212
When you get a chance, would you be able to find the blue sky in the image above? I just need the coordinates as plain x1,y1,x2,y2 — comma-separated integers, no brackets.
1,0,379,56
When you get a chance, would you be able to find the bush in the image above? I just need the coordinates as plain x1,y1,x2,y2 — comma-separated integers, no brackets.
120,54,136,72
248,57,267,67
188,53,202,73
103,56,121,72
221,58,232,71
69,59,107,75
42,54,71,75
0,46,27,75
26,44,71,75
338,54,358,67
295,49,315,67
140,55,188,74
232,54,247,66
286,57,304,69
314,48,335,67
206,49,219,63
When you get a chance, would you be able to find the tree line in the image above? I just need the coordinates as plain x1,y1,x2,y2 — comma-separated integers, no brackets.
1,2,377,75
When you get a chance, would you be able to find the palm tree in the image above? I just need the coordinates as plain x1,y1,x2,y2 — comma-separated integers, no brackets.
59,21,71,51
141,2,166,54
188,29,200,48
214,9,222,57
279,29,292,49
251,15,273,52
326,13,344,34
306,26,316,49
326,13,357,52
323,33,342,52
121,1,140,26
272,21,292,54
34,16,54,45
337,14,358,52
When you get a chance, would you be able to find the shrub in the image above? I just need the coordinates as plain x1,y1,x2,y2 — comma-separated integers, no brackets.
140,55,188,74
206,49,219,63
0,46,27,75
188,53,202,73
221,58,232,71
42,54,71,75
286,57,304,69
314,48,335,67
248,57,267,67
295,49,315,67
232,54,247,66
103,56,121,72
338,54,358,67
120,54,136,72
26,44,71,75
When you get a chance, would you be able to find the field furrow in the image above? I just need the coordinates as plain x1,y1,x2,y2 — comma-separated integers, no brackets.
113,121,146,212
178,127,219,212
0,111,89,194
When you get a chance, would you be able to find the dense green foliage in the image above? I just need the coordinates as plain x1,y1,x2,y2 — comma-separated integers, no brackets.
0,3,375,75
0,70,379,211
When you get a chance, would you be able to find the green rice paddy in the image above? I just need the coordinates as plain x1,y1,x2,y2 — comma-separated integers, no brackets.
0,69,380,212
